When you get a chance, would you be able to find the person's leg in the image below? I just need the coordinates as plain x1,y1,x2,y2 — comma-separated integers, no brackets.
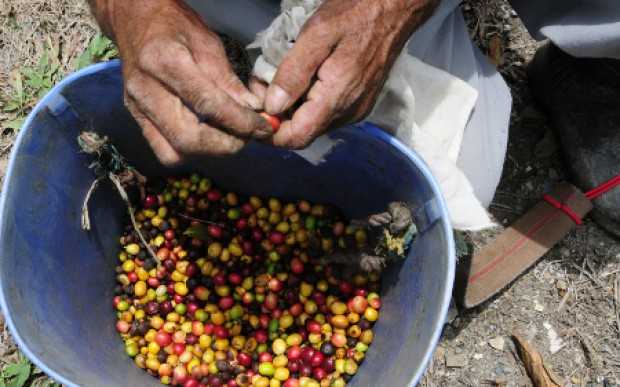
510,0,620,60
511,1,620,236
407,0,512,208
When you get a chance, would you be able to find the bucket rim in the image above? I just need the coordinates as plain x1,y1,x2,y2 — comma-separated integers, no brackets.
355,121,455,386
0,59,455,387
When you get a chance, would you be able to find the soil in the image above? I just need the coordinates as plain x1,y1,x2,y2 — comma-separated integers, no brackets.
0,0,618,386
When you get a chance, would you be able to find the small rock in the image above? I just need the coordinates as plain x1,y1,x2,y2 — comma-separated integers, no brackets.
525,181,534,191
572,376,581,384
543,322,565,354
434,346,445,360
525,165,533,173
446,298,458,325
560,248,571,258
445,353,468,368
473,353,483,360
556,279,568,291
489,336,505,351
534,300,544,312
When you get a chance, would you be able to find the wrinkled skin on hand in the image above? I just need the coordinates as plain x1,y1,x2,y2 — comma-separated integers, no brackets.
257,0,438,149
90,0,271,165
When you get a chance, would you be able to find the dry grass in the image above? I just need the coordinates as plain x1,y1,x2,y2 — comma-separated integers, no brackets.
0,0,98,132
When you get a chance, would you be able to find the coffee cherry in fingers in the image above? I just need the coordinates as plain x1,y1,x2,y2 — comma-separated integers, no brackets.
260,112,281,132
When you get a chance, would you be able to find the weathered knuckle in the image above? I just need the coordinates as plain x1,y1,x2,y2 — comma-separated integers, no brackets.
171,129,199,154
157,152,183,167
289,132,316,150
302,13,327,33
194,93,223,121
209,132,246,156
123,94,132,109
137,41,161,72
209,145,239,157
124,76,143,100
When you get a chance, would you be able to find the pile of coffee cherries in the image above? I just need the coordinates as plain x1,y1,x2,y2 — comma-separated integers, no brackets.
113,174,382,387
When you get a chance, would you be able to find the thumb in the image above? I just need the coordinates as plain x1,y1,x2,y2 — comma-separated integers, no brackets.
265,22,338,115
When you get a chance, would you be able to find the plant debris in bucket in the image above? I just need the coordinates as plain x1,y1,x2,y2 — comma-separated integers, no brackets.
78,132,417,386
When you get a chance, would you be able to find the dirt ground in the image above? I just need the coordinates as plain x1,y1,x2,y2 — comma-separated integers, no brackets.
0,0,619,386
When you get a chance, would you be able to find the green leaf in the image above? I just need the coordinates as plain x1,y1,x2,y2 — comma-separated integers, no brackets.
3,361,31,387
37,50,49,73
454,231,470,258
75,51,94,70
24,73,43,89
402,223,418,247
2,100,21,113
101,47,119,61
183,224,210,241
9,72,23,102
5,117,25,131
91,35,106,55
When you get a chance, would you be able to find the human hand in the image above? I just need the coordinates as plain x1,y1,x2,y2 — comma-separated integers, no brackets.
90,0,272,165
261,0,438,149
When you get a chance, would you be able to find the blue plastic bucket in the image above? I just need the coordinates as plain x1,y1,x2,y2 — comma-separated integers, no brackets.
0,60,454,387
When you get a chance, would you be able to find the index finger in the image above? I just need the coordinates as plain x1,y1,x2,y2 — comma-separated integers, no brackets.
271,79,338,149
140,42,272,139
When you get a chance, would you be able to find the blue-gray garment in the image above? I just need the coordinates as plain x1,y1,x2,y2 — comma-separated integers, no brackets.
510,0,620,59
184,0,619,206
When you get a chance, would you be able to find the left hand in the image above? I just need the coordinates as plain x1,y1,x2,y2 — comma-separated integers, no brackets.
261,0,439,148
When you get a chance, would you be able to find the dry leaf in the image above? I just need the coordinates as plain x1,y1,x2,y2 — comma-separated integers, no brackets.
489,336,505,351
512,333,562,387
488,35,504,66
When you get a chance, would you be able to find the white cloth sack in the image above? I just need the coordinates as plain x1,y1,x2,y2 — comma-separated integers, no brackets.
248,0,496,230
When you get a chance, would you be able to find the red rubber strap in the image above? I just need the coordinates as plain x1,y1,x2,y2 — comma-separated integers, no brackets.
543,194,583,225
585,175,620,200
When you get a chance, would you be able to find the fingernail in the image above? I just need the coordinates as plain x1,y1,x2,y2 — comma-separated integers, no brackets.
244,93,262,110
265,85,291,114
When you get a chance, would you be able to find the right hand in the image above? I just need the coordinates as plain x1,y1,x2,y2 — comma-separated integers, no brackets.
93,0,272,165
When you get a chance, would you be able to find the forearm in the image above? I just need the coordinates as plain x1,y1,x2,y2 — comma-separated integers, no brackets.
86,0,115,39
402,0,441,38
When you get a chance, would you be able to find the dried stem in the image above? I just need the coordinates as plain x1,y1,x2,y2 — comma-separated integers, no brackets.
615,273,620,336
81,177,103,231
109,173,160,265
175,212,226,228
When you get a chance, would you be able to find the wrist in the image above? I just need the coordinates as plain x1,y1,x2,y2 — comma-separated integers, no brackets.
399,0,440,28
88,0,116,38
89,0,173,41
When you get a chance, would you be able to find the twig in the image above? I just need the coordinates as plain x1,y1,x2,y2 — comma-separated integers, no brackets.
615,273,620,336
570,263,601,287
81,177,103,231
0,142,13,156
575,329,601,370
175,212,226,228
556,287,571,312
511,333,562,387
109,173,159,265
